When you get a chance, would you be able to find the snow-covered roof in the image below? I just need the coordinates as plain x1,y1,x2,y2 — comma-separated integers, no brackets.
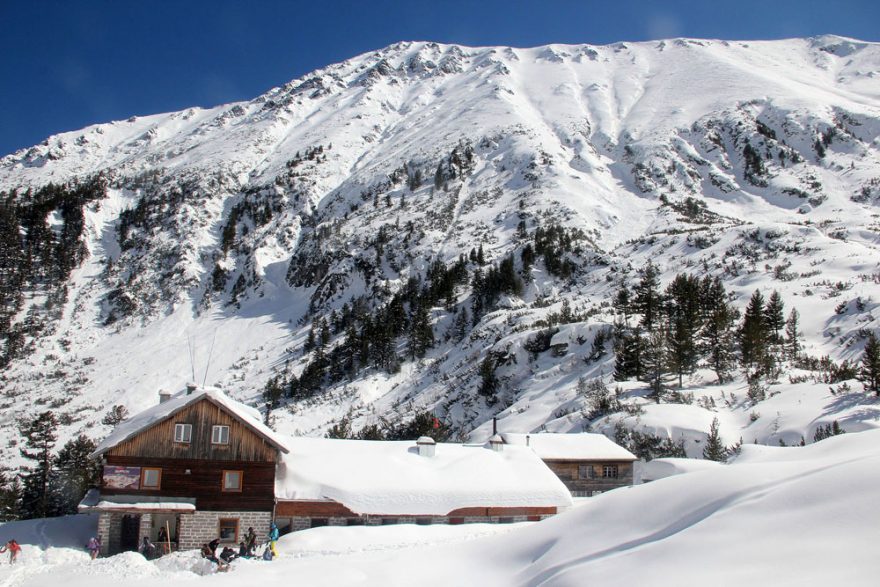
91,386,289,458
78,489,196,512
500,433,637,461
275,437,573,516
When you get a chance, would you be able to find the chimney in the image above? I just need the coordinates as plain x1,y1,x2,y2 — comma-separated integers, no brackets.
159,390,172,404
186,382,198,395
492,417,497,436
416,436,436,457
526,434,530,447
488,434,504,452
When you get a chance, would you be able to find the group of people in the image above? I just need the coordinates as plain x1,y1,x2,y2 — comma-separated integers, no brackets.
76,520,282,570
200,523,280,571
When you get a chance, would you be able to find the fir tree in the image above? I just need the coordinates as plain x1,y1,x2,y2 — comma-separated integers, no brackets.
634,262,662,331
702,417,727,461
52,435,99,516
0,471,21,522
702,278,737,383
18,411,58,519
764,290,785,346
860,332,880,395
641,323,670,402
784,308,801,360
740,289,770,374
478,356,499,404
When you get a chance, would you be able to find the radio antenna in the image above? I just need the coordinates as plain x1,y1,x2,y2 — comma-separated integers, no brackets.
202,330,217,386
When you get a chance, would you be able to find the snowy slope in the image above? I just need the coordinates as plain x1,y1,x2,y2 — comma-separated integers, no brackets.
0,36,880,459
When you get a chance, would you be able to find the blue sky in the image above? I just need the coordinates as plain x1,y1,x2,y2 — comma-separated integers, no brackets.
1,0,878,157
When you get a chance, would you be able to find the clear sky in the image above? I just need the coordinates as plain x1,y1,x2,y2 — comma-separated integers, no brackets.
1,0,878,157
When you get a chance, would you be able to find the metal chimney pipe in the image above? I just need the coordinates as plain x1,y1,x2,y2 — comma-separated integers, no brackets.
492,417,497,436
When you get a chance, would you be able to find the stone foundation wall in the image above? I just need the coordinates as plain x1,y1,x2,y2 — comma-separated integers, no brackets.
177,510,272,551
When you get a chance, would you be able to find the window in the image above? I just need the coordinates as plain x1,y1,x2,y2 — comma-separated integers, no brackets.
174,423,192,443
141,468,162,489
603,465,619,479
221,470,242,492
578,465,596,479
218,518,238,543
211,425,230,445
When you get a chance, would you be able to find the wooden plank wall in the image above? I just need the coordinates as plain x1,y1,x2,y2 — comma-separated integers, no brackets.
104,456,276,511
108,398,277,462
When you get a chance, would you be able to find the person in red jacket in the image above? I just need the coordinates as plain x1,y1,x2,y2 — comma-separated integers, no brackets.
0,539,21,564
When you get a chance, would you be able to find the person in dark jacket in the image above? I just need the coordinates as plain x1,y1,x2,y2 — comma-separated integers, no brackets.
244,526,258,556
140,536,157,560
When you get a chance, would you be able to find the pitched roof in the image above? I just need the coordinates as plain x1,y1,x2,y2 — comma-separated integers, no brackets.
91,386,289,458
274,437,573,516
500,432,637,461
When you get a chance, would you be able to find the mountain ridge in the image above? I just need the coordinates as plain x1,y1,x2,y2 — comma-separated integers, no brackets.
0,36,879,465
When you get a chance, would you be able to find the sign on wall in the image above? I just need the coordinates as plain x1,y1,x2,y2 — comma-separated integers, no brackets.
103,466,141,490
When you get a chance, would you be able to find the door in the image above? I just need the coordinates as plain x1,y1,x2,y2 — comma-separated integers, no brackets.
120,514,141,552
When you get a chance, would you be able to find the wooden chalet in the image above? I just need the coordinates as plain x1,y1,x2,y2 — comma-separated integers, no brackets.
500,432,638,496
82,387,636,556
81,386,289,555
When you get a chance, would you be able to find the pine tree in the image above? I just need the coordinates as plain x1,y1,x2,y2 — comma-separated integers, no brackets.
784,308,801,360
860,332,880,395
702,279,737,383
764,290,785,346
634,262,662,331
18,411,58,519
614,287,631,325
478,356,499,404
0,471,21,522
740,289,770,374
52,435,99,516
641,323,670,402
702,417,727,461
665,274,701,387
613,322,643,381
407,300,434,359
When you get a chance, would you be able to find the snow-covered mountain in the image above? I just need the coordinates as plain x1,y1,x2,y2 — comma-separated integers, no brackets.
2,36,880,460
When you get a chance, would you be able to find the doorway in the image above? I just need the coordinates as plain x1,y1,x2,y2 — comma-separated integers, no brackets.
120,514,141,552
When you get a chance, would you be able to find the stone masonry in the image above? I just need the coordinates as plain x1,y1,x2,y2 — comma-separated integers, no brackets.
177,510,272,550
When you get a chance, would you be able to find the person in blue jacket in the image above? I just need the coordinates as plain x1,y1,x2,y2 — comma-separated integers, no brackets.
268,521,280,558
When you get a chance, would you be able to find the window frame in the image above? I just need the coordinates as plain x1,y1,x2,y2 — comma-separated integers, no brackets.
141,467,162,490
602,464,619,479
221,469,243,492
173,423,192,444
211,425,230,445
218,518,239,543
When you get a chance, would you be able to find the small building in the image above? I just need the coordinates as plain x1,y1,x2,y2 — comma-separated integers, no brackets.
500,433,637,496
272,435,573,532
80,386,289,556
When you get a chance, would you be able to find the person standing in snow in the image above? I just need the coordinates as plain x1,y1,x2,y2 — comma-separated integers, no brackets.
244,526,257,556
87,536,101,560
0,539,21,564
140,536,157,560
268,522,279,558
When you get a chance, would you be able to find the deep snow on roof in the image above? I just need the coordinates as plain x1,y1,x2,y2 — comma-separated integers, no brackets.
500,432,637,461
91,386,289,457
275,436,573,516
78,489,196,512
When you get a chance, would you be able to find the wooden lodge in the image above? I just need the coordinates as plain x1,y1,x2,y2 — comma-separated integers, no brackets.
81,386,288,555
82,387,635,555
